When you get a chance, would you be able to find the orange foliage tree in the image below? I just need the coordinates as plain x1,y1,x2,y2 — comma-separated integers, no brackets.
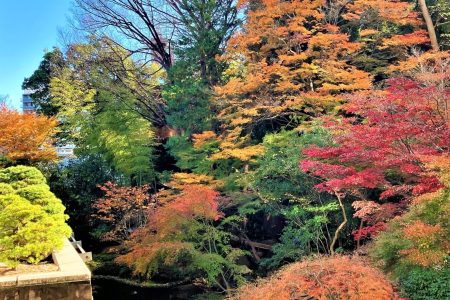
0,105,57,164
210,0,428,165
92,182,152,242
116,173,251,290
232,256,397,300
117,184,221,270
116,183,250,290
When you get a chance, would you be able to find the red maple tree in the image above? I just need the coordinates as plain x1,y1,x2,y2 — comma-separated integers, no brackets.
300,67,450,251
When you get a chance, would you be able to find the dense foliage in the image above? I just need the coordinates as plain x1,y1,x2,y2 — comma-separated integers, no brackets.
231,256,397,300
0,166,71,267
0,105,58,165
14,0,450,298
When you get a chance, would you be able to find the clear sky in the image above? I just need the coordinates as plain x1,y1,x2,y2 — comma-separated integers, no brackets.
0,0,71,110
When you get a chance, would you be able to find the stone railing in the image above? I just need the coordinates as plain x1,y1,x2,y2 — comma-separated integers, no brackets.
0,239,92,300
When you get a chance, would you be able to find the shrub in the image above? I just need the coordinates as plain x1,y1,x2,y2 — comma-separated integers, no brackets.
0,166,71,267
371,188,450,275
0,165,46,188
399,267,450,300
17,184,66,215
231,256,397,300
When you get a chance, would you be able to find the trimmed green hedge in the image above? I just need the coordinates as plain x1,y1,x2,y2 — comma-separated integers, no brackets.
0,166,71,267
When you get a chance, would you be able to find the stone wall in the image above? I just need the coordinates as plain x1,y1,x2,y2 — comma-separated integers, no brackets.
0,281,92,300
0,240,92,300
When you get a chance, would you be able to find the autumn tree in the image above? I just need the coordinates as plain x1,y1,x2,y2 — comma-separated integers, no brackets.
371,155,450,270
370,157,450,299
210,0,428,167
92,182,152,243
301,57,450,253
0,105,58,165
117,179,249,292
49,154,122,249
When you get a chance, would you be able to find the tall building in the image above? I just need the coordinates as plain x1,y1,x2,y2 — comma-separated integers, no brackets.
22,89,36,113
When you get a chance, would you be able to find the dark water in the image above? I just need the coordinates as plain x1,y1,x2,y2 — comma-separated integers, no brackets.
92,278,205,300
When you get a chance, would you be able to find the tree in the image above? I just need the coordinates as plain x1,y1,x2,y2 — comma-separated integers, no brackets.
0,166,71,268
92,182,152,243
74,0,240,77
50,37,166,128
301,64,450,253
232,256,397,300
22,48,65,116
49,38,158,182
168,0,240,85
429,0,450,49
418,0,440,51
117,182,249,292
371,156,450,275
370,184,450,299
211,0,428,166
163,63,214,135
243,129,341,269
0,105,58,164
81,90,157,183
49,154,122,249
74,0,174,70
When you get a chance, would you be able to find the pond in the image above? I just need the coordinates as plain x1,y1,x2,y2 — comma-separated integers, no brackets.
92,277,207,300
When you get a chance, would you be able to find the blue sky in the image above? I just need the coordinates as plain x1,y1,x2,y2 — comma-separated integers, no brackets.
0,0,71,110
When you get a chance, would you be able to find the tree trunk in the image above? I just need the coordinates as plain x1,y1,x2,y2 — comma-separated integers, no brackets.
330,191,347,255
356,219,363,249
418,0,440,51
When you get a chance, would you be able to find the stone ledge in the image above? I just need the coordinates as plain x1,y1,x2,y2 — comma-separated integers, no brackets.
0,239,91,288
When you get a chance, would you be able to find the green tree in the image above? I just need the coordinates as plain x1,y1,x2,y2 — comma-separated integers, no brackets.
50,38,159,183
22,48,65,116
80,89,156,184
245,128,344,270
49,155,122,248
429,0,450,49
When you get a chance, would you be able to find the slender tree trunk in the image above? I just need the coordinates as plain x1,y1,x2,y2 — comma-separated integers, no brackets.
356,219,363,249
418,0,440,51
330,191,347,255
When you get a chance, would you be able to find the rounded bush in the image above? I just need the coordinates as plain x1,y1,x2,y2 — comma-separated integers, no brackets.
232,256,397,300
0,166,71,267
0,183,14,195
0,196,71,267
0,165,46,188
17,184,65,215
